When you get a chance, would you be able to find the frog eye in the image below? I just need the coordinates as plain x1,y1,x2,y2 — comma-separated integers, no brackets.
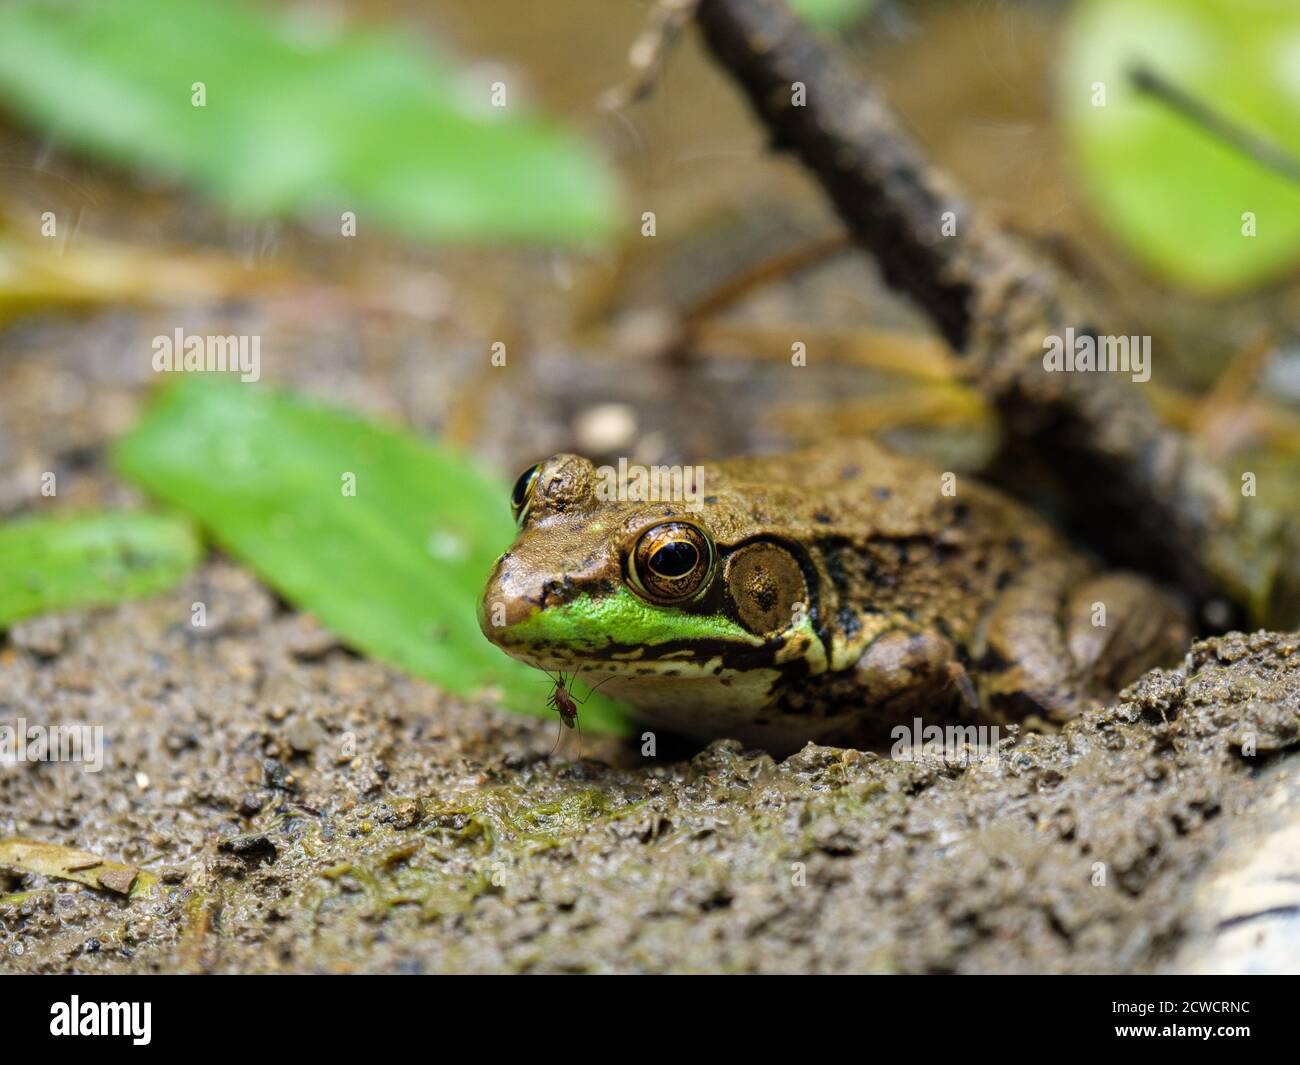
510,463,541,525
628,522,715,604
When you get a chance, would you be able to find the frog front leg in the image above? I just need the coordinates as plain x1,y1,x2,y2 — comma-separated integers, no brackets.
852,627,979,715
976,560,1188,724
776,619,978,745
1062,571,1190,695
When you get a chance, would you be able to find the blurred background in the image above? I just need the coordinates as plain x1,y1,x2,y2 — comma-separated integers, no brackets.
3,0,1298,520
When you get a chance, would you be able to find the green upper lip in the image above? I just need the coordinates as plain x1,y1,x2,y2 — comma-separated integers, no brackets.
486,586,763,653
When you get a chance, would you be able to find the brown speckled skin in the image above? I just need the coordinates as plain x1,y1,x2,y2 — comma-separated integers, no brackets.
482,439,1189,750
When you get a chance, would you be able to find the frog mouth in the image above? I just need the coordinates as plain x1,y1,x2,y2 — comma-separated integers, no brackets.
496,642,759,681
493,635,797,680
494,643,601,674
497,641,702,675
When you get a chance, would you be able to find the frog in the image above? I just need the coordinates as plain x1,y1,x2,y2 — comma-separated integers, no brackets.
478,438,1189,753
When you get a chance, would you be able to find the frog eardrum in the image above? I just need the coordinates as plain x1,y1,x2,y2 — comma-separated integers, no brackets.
722,542,809,637
628,522,715,604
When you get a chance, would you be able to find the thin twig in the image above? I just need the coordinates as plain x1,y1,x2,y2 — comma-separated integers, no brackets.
680,232,852,326
1129,63,1300,188
601,0,699,111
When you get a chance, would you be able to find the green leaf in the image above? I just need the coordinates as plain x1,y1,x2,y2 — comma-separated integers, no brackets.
0,511,200,629
1061,0,1300,292
113,377,632,735
0,0,617,244
790,0,879,31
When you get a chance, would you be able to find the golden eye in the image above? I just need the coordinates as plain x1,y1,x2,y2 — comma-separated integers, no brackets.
629,522,715,604
510,463,541,525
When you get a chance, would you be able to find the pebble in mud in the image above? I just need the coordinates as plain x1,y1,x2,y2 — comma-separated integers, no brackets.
572,403,638,454
286,715,328,754
9,615,70,658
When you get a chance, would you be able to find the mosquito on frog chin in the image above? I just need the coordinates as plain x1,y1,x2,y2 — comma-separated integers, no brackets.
541,669,612,757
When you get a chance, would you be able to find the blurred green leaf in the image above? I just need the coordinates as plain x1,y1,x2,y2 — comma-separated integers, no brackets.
0,511,200,628
1061,0,1300,291
0,0,617,244
790,0,878,31
113,377,632,735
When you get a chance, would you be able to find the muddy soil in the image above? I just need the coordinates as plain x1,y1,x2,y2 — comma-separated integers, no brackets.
2,562,1298,972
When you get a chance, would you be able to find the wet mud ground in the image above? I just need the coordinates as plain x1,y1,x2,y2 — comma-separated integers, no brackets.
2,562,1299,972
3,0,1300,974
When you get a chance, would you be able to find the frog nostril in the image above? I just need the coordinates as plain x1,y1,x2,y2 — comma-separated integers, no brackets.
539,577,576,610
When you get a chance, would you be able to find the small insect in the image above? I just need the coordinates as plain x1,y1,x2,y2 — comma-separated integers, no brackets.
544,669,611,756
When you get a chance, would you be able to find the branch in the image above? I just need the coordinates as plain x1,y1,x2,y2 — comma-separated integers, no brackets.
694,0,1300,626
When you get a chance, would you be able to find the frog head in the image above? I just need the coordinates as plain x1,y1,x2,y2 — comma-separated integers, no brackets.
477,454,827,726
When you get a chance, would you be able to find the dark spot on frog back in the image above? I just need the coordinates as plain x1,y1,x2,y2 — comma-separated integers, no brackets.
837,606,861,641
820,537,894,599
819,540,855,600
